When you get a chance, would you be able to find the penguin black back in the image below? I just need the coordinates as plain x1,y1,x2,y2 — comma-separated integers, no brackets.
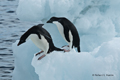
18,24,64,53
59,18,80,52
47,17,81,52
18,24,51,45
59,18,80,45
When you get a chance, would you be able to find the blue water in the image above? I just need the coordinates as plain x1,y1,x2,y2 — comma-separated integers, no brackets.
0,0,41,79
0,0,19,79
0,0,38,79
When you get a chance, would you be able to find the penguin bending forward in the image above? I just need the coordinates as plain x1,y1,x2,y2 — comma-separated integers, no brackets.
17,24,67,60
47,17,81,52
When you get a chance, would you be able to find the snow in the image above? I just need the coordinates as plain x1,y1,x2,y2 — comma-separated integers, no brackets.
12,38,120,80
12,0,120,80
12,40,39,80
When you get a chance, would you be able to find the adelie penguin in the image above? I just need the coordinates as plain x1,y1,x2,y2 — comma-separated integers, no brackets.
47,17,81,52
17,24,67,60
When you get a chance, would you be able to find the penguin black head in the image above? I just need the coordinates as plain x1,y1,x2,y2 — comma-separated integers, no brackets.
47,17,59,23
17,24,46,46
17,35,26,46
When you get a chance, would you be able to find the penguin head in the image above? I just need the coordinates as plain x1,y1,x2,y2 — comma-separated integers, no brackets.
47,17,58,23
17,34,27,46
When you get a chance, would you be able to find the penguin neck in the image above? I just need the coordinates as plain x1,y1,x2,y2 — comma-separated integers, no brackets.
53,21,63,33
53,21,60,28
53,21,65,40
23,31,31,41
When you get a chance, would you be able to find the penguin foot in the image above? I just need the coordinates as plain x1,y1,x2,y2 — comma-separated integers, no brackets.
63,49,70,52
36,51,44,56
62,45,69,48
38,54,46,60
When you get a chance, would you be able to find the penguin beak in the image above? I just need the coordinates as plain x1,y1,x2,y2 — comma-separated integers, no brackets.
47,20,52,23
17,42,20,46
17,40,25,46
17,41,22,46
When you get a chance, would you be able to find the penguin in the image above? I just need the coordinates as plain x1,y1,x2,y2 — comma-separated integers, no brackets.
47,17,81,52
17,24,66,60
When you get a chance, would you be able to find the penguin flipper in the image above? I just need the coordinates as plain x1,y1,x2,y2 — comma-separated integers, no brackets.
64,28,70,42
41,33,51,40
37,30,51,40
54,47,64,51
36,32,41,39
36,31,51,40
36,32,50,40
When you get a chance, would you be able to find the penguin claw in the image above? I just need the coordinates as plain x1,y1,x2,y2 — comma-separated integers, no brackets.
38,54,46,60
36,51,44,56
63,49,70,52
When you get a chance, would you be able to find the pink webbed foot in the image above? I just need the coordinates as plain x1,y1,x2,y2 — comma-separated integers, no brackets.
63,49,70,52
38,54,46,60
36,51,44,56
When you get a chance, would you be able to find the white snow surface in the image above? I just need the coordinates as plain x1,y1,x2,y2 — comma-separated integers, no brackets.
13,38,120,80
12,0,120,80
32,38,120,80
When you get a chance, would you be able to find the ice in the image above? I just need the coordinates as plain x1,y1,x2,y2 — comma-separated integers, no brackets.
12,0,120,80
12,38,120,80
12,40,39,80
32,38,120,80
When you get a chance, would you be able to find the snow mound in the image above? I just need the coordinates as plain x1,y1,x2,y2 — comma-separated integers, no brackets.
12,38,120,80
32,38,120,80
12,40,39,80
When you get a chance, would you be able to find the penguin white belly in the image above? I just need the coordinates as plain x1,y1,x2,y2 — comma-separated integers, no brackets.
68,31,73,50
53,21,73,50
53,21,69,43
28,34,49,54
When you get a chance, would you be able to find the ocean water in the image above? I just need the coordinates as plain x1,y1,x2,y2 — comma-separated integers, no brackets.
0,0,39,80
0,0,19,79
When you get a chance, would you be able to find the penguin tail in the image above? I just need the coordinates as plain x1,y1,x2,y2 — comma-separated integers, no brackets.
77,46,81,53
54,47,64,51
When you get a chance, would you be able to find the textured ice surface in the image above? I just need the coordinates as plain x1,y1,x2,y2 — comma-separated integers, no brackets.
12,40,39,80
12,38,120,80
32,38,120,80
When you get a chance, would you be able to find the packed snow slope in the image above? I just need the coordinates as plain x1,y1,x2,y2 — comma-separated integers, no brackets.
32,38,120,80
12,0,120,80
13,38,120,80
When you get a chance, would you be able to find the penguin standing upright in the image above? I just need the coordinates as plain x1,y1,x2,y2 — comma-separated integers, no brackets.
47,17,81,52
17,24,66,60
